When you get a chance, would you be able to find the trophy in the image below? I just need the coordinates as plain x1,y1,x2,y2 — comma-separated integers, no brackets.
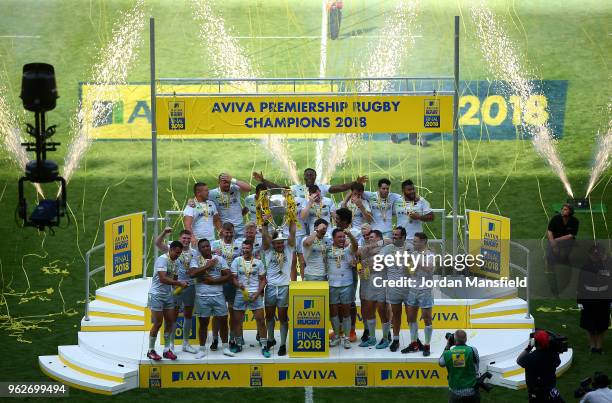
256,188,297,231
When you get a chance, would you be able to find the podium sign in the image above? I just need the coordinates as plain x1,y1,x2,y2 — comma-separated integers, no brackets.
289,281,329,357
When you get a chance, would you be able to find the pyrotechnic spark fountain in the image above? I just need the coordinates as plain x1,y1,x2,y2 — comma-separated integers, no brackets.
586,105,611,196
320,0,420,183
61,0,145,188
191,0,300,184
471,2,574,197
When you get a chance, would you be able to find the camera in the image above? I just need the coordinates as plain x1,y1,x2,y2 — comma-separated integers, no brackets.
476,371,493,392
574,377,593,398
445,332,455,345
529,330,568,354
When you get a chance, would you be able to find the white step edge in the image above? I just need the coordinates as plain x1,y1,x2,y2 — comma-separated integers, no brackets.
498,348,574,389
78,331,145,364
96,278,150,307
58,345,138,380
470,299,527,315
89,299,144,317
81,316,144,327
470,313,534,324
39,356,128,395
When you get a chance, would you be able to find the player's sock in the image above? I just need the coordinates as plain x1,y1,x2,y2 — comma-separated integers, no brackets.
409,322,418,343
280,321,289,346
170,322,178,349
229,330,235,341
366,319,376,340
183,318,192,343
393,335,400,341
149,336,156,351
331,316,341,337
260,337,268,348
266,318,276,341
163,331,171,352
342,317,351,340
424,325,433,345
235,335,243,346
382,322,391,340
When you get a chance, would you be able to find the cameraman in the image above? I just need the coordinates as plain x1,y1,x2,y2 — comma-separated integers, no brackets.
581,373,612,403
438,329,481,402
517,330,563,402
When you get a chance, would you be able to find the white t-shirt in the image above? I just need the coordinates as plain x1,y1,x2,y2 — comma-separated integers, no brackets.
326,245,355,287
364,191,401,234
581,388,612,403
302,236,332,277
411,250,435,290
264,245,293,286
211,239,242,265
189,254,229,297
290,183,330,199
231,257,265,293
303,197,336,237
183,200,218,241
382,243,411,283
345,198,372,231
171,244,198,282
150,254,179,296
393,196,433,239
236,237,263,260
209,184,244,228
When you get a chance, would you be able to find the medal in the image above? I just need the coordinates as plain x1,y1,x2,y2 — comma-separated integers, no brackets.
377,193,388,222
274,251,285,274
196,201,210,221
331,246,342,269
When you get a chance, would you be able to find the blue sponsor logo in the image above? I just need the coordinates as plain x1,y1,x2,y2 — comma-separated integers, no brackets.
380,369,440,380
278,369,337,381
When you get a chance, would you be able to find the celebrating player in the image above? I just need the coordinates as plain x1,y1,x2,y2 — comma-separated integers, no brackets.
146,241,189,361
209,173,252,238
188,239,235,358
244,183,267,223
301,184,336,237
404,232,435,356
302,218,332,281
230,239,269,357
383,226,411,352
155,228,198,354
328,228,359,349
183,182,222,246
261,220,297,356
364,178,401,238
340,182,373,231
394,179,434,245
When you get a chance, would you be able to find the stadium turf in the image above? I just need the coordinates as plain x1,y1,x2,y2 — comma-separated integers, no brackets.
0,0,610,401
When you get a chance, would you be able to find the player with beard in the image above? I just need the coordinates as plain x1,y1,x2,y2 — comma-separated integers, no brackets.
363,178,401,238
393,179,434,245
302,218,332,281
209,173,252,238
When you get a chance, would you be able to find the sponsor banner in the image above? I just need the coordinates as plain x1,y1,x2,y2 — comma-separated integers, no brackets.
139,362,447,388
468,211,511,279
289,281,329,357
160,315,197,345
81,80,567,140
155,94,453,135
354,304,467,329
103,212,144,284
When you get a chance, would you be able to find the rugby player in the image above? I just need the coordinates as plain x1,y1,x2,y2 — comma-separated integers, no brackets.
209,173,252,238
230,240,269,357
340,182,373,231
363,178,401,238
188,239,235,358
302,218,332,281
183,182,221,246
146,241,189,361
393,179,434,245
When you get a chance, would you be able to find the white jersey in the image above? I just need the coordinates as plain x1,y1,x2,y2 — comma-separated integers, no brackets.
189,254,229,296
382,243,411,283
209,184,244,229
150,254,179,296
303,197,336,237
170,244,198,282
244,194,257,221
231,257,265,293
302,236,332,277
364,191,401,234
345,198,372,231
211,239,242,264
411,250,435,290
393,196,433,239
264,245,293,286
326,245,355,287
183,200,218,241
290,183,330,199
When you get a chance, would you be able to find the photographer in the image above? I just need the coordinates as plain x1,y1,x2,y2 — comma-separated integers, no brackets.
438,329,481,402
516,330,563,402
580,373,612,403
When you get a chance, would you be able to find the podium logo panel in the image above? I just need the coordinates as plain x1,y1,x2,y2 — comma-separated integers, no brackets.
292,295,325,353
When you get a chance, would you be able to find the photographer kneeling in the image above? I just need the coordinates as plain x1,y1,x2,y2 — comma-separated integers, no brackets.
517,330,564,402
438,330,481,402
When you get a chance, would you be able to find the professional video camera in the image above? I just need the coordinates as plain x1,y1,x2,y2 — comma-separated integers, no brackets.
529,329,568,354
17,63,67,231
445,332,454,345
475,372,493,392
574,377,594,398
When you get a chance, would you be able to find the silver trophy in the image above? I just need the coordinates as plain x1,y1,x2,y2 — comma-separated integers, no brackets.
261,188,290,231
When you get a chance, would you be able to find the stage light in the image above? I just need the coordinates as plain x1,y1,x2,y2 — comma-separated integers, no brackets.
17,63,67,231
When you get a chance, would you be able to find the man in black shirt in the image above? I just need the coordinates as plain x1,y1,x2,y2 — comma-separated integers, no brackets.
547,203,579,265
517,330,563,402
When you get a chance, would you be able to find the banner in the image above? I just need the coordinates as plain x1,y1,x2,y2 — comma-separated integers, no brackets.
81,81,567,140
289,281,329,357
467,211,511,279
155,94,453,135
104,212,144,284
